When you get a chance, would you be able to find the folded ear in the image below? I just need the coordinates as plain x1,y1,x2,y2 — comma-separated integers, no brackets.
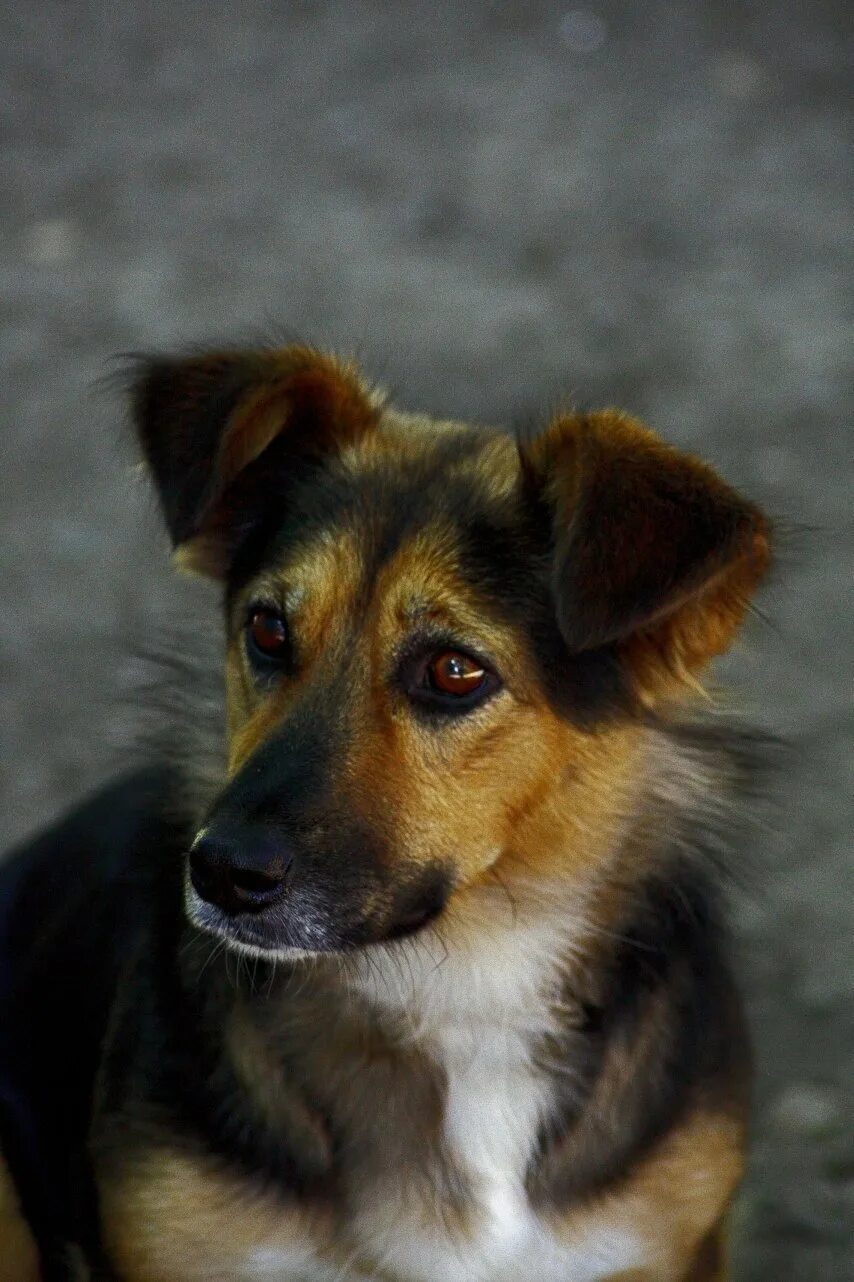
129,344,380,576
520,410,771,701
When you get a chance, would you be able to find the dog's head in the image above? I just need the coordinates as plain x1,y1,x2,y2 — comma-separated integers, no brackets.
132,344,769,958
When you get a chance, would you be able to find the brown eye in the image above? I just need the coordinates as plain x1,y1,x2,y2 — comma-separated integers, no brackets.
426,651,488,697
247,607,289,660
402,643,500,715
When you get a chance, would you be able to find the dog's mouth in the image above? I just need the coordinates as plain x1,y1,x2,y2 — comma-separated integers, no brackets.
184,858,450,959
384,897,446,941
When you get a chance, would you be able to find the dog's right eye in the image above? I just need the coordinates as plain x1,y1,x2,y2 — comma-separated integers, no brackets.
246,607,290,664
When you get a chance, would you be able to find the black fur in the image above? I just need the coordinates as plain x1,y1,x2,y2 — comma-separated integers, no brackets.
129,352,260,545
528,854,749,1208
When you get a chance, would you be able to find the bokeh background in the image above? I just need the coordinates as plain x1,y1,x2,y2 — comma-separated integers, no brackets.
1,1,851,1276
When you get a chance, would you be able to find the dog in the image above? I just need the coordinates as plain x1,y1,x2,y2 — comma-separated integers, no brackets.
0,343,772,1281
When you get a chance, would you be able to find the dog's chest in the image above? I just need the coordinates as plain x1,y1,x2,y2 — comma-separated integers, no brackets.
266,1027,643,1282
100,927,649,1280
100,1030,647,1282
344,1023,642,1282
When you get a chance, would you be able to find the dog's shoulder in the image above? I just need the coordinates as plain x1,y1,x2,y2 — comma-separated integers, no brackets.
0,765,188,1266
1,764,187,987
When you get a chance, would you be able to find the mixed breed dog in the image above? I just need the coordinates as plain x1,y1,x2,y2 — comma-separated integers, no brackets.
0,344,772,1280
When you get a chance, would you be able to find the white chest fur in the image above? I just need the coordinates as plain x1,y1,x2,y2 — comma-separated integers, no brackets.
337,903,649,1282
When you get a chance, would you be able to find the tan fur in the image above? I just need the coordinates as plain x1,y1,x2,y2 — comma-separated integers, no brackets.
554,1110,743,1282
0,1150,39,1282
683,1227,728,1282
97,1106,740,1281
98,1147,342,1282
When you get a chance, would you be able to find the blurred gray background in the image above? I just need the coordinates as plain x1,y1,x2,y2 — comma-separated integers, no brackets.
1,1,851,1276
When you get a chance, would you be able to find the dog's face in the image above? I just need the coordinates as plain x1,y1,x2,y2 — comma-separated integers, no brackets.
132,346,769,957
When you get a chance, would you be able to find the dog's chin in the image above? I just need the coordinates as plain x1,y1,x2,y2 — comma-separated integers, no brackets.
185,887,444,961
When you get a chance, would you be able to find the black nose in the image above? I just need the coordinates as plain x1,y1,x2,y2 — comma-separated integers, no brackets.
189,826,293,916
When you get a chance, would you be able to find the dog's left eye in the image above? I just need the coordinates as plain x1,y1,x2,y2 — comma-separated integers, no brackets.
404,647,500,713
246,607,289,663
427,651,488,696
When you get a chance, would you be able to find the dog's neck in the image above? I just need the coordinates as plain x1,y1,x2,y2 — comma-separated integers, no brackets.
343,880,591,1041
233,878,595,1161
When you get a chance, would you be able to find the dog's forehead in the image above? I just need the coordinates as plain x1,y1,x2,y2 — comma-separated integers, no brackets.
247,412,528,598
344,408,522,513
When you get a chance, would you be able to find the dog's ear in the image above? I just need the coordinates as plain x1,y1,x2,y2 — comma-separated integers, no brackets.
129,345,380,576
520,410,770,701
